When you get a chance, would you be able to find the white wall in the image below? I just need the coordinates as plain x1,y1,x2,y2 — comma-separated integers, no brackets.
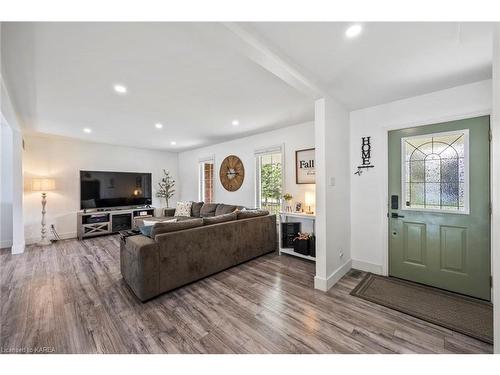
314,97,351,291
23,134,179,243
1,69,25,254
0,122,13,248
178,121,315,208
349,79,492,274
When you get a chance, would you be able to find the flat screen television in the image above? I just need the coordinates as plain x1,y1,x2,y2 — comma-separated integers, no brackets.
80,170,152,209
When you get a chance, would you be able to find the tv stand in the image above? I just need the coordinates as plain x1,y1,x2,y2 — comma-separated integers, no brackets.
77,207,155,240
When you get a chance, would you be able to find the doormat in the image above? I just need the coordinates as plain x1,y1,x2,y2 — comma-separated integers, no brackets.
350,273,493,344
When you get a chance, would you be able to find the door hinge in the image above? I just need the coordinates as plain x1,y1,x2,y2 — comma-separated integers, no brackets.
489,129,492,142
490,202,493,216
491,275,493,288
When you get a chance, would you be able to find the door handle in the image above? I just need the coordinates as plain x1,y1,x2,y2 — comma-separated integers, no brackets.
391,213,405,219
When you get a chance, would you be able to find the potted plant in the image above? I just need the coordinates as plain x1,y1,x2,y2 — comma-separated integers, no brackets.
283,193,293,212
156,169,176,208
293,232,311,255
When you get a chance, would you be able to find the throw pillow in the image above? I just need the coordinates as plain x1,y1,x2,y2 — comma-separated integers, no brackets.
237,209,269,220
191,201,204,217
142,218,176,226
215,203,237,216
200,203,219,217
138,225,153,237
174,201,193,217
203,212,237,225
151,218,204,238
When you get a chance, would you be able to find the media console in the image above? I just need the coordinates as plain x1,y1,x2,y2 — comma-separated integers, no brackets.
77,207,155,240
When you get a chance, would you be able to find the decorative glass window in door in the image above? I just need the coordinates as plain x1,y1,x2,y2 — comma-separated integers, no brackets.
402,130,469,213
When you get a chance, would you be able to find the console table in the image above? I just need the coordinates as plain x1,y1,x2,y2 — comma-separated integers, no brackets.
77,207,155,240
278,211,316,261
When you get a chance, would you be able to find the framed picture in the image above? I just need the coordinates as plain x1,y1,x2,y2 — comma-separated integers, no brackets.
295,202,302,213
296,148,315,184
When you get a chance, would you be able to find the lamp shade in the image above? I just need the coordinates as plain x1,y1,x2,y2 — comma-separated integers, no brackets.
31,178,56,192
304,191,315,206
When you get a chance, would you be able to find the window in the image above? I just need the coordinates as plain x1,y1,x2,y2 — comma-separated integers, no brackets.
199,158,214,203
255,146,283,215
402,130,469,213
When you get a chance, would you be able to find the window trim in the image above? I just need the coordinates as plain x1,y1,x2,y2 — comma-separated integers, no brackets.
254,144,285,211
400,129,470,215
198,155,215,203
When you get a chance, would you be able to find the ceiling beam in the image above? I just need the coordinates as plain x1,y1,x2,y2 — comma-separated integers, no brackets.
220,22,327,99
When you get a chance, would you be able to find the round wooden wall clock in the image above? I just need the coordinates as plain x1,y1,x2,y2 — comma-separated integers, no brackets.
219,155,245,192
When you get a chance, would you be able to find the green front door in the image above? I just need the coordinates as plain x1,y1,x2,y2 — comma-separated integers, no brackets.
388,116,491,300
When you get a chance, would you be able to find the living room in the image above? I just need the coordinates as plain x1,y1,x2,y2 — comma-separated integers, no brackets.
1,1,500,372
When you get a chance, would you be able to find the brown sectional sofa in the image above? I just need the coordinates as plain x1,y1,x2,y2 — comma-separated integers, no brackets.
120,203,277,301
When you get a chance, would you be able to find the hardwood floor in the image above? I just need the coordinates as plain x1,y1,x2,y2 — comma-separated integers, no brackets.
0,236,493,354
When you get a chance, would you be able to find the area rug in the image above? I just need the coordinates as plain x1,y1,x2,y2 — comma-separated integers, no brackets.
350,273,493,344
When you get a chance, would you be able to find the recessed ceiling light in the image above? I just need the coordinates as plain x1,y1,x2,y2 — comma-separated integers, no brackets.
345,24,362,38
170,141,177,146
113,84,127,94
83,128,92,133
232,120,239,126
155,123,163,129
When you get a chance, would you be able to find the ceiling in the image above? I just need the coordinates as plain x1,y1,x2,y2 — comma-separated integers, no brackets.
1,22,494,151
246,22,493,109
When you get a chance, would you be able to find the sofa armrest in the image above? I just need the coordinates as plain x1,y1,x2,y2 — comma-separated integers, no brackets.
164,208,176,217
120,235,160,301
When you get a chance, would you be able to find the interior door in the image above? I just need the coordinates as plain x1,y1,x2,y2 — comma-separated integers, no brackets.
388,116,490,300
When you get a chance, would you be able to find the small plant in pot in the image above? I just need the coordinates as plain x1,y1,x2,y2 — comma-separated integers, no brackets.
283,193,293,212
293,232,311,255
156,169,176,208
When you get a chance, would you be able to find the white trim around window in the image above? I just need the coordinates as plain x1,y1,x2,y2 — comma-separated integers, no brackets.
254,144,285,211
198,155,215,203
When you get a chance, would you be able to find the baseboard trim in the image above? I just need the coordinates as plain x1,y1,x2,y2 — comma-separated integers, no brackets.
314,259,352,292
11,241,25,254
0,239,13,249
351,259,384,275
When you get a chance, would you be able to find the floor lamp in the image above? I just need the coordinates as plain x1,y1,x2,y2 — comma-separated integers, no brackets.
31,178,56,246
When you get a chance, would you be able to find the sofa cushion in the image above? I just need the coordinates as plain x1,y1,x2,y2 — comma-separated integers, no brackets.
237,209,269,220
151,218,203,238
200,203,219,217
191,201,204,217
203,212,237,225
174,201,193,217
215,203,237,216
174,216,200,222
